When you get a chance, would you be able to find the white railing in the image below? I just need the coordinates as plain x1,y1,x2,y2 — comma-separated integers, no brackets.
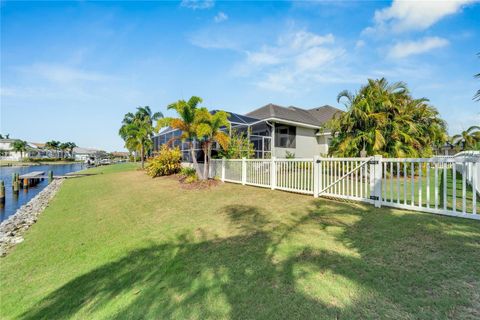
381,158,469,218
318,157,373,204
207,155,479,220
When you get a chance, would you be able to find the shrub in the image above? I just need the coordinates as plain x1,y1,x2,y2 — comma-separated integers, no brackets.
180,167,197,177
145,146,182,177
179,167,198,183
285,151,295,159
217,130,255,159
184,175,198,184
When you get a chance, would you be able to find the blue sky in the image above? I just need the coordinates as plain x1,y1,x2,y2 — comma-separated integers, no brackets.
1,0,479,151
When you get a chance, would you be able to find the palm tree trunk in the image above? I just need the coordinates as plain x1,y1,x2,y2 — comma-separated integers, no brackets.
207,142,212,179
202,142,208,180
190,141,202,179
141,145,145,169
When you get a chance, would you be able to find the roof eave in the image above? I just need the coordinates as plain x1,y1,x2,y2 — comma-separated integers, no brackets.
266,118,321,129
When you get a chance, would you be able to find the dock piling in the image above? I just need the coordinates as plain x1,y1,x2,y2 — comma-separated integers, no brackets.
0,180,5,203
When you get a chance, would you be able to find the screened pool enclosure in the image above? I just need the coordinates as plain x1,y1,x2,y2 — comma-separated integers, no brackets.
152,111,273,162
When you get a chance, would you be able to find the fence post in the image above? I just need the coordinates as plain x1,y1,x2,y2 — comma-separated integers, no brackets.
313,156,320,198
271,156,276,190
370,155,382,207
242,157,246,185
221,158,225,182
473,161,478,215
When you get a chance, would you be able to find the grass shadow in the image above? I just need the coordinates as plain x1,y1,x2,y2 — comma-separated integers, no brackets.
20,201,480,319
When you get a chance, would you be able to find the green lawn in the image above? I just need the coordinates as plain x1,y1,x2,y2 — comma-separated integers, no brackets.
1,163,480,319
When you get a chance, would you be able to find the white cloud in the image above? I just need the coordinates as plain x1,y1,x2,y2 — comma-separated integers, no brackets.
244,31,339,70
246,50,282,66
295,46,341,71
279,31,334,50
240,30,345,91
365,0,475,34
388,37,449,59
355,40,365,49
214,11,228,23
190,26,362,92
180,0,214,10
17,63,113,84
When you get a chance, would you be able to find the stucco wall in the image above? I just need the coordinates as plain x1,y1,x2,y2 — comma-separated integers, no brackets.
274,126,330,158
0,142,22,160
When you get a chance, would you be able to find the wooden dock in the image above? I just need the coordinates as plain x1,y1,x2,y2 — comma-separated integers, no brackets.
19,171,45,179
18,172,91,180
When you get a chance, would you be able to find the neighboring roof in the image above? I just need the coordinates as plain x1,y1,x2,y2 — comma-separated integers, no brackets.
30,142,45,148
0,139,21,143
246,103,343,127
73,147,102,154
111,151,129,157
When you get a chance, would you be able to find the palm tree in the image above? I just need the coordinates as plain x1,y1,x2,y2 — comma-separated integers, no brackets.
59,143,69,158
12,140,28,159
451,126,480,150
119,106,162,169
194,108,230,179
66,142,77,158
45,140,61,158
157,96,203,176
328,78,447,157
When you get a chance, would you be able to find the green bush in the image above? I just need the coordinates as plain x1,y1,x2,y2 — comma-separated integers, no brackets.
146,146,182,177
217,130,255,159
180,167,197,177
184,175,198,183
285,151,295,159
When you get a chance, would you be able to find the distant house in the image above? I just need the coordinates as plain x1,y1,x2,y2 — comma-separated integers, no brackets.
110,151,129,159
73,147,103,161
152,103,342,161
0,139,39,160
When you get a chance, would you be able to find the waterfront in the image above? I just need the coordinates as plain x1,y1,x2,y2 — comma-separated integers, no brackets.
0,163,85,222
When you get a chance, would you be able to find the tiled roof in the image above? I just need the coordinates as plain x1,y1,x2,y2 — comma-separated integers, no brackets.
307,105,343,125
246,103,343,127
155,104,343,136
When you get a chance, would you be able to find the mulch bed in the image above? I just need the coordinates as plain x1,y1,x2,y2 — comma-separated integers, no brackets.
178,175,221,190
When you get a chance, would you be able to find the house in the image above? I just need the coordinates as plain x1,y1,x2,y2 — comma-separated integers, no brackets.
0,139,39,160
73,147,103,161
246,104,341,158
152,103,343,160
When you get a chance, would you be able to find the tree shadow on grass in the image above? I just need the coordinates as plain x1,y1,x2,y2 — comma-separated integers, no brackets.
20,202,480,319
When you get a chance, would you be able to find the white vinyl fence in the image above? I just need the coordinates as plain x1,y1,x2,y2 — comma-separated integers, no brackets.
210,155,480,220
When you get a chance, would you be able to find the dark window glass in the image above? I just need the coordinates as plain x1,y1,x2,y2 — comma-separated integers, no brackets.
275,125,296,148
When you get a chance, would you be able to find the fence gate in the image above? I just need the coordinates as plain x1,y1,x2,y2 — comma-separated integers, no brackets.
209,154,479,220
317,157,376,205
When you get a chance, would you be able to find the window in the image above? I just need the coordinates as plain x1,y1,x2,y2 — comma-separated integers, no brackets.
275,125,296,148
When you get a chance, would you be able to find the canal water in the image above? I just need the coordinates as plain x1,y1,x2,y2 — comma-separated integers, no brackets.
0,163,86,222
